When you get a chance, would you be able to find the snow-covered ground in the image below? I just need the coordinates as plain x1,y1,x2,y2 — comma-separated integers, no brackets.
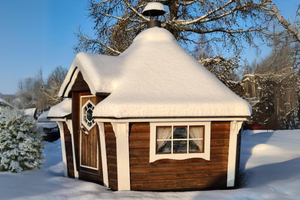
1,129,300,200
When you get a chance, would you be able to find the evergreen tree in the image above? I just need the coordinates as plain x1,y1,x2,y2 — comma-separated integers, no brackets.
0,107,44,173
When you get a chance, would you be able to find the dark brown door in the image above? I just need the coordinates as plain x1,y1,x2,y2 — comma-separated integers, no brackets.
78,94,103,184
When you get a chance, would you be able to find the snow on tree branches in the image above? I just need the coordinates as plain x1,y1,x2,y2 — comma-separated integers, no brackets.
0,107,44,173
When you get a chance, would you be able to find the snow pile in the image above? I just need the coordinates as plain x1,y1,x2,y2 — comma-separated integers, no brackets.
1,129,300,199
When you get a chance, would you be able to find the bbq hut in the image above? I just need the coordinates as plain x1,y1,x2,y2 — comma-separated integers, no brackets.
48,2,251,192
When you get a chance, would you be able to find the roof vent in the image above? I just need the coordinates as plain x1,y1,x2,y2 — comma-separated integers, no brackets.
142,2,166,29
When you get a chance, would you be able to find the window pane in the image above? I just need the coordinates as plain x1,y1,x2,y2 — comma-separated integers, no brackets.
173,140,187,153
87,109,93,122
157,141,171,154
189,140,203,153
189,126,204,139
156,126,172,139
173,126,187,139
156,127,172,154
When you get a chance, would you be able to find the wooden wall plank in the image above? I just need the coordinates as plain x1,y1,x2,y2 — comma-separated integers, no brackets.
104,123,118,191
72,92,80,172
63,122,74,178
129,122,230,191
71,72,90,93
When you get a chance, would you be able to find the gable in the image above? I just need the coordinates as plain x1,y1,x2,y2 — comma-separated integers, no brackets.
70,72,90,94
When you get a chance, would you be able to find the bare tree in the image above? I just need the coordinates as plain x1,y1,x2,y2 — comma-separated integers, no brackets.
43,66,68,106
266,0,300,42
14,68,46,112
264,1,300,71
75,0,273,56
242,41,300,129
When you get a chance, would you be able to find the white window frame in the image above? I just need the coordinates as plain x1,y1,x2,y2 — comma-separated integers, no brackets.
81,98,96,132
150,122,211,163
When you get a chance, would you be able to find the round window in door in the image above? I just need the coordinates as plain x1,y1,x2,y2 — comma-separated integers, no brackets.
82,100,96,131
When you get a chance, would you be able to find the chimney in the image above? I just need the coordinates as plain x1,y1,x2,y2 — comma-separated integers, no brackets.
142,2,166,29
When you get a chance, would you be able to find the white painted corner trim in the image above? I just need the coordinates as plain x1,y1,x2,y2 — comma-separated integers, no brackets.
97,122,109,187
111,122,131,191
56,122,68,177
149,122,211,163
227,121,243,187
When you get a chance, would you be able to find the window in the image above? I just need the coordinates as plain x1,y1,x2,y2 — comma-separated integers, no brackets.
82,100,96,131
150,122,211,162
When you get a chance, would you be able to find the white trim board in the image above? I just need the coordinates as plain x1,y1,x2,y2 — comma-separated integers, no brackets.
111,122,131,191
62,68,80,98
57,122,68,177
227,121,243,187
97,122,109,187
94,117,248,123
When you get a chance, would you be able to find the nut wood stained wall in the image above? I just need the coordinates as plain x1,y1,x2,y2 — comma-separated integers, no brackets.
63,122,74,178
129,122,231,191
104,123,118,191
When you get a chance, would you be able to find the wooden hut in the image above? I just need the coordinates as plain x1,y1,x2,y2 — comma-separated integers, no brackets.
48,20,251,191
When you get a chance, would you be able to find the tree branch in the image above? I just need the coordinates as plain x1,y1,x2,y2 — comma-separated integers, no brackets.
177,0,234,25
199,2,257,23
182,26,266,34
82,35,121,55
177,0,199,6
124,0,150,22
266,0,300,42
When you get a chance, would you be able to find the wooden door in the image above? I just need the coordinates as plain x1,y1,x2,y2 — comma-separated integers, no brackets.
78,94,103,184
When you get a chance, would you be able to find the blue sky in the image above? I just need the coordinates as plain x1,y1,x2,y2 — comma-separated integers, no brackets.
0,0,298,94
0,0,93,94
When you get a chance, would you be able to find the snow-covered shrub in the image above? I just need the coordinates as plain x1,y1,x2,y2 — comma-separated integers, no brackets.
0,107,44,173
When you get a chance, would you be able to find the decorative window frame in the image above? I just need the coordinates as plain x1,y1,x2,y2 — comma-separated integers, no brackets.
81,99,96,132
149,122,211,163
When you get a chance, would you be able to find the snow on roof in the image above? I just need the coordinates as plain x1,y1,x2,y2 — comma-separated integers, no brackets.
24,108,37,119
0,98,14,108
48,98,72,119
38,110,50,122
59,53,123,97
61,27,251,118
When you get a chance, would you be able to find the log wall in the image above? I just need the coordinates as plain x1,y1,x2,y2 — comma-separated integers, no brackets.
129,122,231,191
104,123,118,191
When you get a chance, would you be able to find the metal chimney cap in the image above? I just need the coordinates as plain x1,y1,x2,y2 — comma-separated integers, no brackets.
142,2,166,17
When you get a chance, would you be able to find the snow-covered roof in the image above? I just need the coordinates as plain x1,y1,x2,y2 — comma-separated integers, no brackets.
24,108,37,119
38,110,51,122
60,27,252,119
0,98,14,108
59,53,122,97
48,98,72,119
